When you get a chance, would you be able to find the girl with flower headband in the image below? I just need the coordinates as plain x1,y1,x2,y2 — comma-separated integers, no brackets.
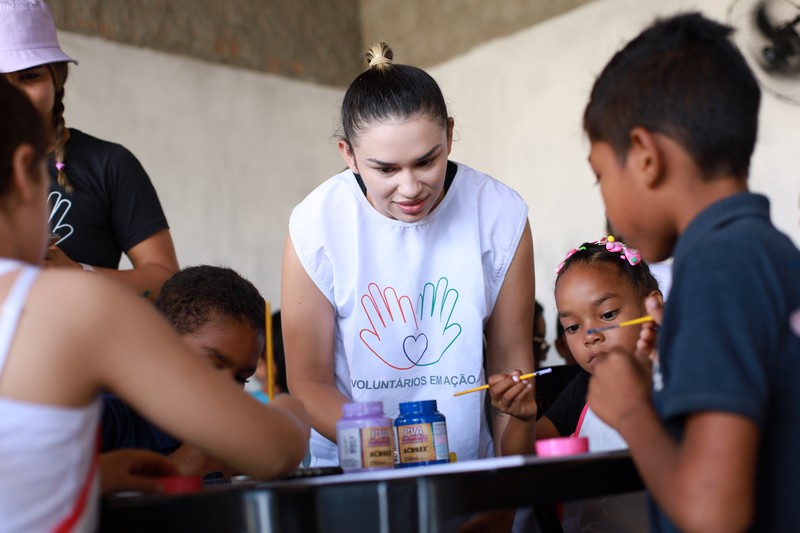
488,236,660,531
0,0,178,301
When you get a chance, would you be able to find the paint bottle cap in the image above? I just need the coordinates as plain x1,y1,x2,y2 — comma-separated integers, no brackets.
398,400,438,415
342,401,384,418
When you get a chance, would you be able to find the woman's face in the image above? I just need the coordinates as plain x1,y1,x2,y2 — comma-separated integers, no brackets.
4,66,55,127
555,262,647,374
339,115,453,222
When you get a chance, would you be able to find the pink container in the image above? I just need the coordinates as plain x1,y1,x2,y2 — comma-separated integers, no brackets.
158,475,203,494
535,436,589,457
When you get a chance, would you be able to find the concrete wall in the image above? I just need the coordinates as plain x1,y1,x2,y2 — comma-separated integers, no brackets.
58,33,345,308
56,0,800,367
47,1,592,87
358,0,593,70
429,0,800,364
48,0,363,86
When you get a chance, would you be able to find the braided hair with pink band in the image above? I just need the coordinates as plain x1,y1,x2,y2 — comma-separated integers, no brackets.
555,236,659,299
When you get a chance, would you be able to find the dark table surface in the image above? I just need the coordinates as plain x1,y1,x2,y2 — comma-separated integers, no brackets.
100,450,643,533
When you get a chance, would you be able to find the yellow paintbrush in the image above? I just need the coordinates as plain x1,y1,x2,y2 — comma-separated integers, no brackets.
586,315,654,334
453,367,552,397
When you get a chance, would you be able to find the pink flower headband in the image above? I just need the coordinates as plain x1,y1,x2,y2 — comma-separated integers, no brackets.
555,236,641,273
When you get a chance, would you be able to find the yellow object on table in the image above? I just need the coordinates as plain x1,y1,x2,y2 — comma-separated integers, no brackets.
266,301,274,400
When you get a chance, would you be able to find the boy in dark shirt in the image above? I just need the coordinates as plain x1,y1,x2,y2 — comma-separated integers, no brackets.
102,265,265,477
584,13,800,532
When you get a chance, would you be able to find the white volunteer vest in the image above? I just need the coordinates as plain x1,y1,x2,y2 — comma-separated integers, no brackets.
290,162,528,464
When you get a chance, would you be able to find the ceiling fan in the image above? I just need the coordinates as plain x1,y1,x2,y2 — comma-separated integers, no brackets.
728,0,800,104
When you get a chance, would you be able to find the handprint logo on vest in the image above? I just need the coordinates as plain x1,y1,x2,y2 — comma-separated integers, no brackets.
359,278,462,370
48,191,74,242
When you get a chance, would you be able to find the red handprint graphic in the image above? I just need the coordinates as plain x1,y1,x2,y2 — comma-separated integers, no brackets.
359,283,421,370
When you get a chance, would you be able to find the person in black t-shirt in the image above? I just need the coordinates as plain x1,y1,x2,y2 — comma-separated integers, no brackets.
1,1,178,301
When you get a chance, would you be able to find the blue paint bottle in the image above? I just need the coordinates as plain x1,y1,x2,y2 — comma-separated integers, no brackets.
394,400,449,468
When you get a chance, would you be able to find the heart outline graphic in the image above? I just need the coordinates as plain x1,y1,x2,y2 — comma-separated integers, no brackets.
402,334,428,366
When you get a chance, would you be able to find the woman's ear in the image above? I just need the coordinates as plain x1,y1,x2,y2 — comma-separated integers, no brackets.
337,139,358,174
446,117,455,154
628,127,663,189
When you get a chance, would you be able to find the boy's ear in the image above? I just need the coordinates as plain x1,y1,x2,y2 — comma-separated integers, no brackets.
337,140,358,174
628,127,663,189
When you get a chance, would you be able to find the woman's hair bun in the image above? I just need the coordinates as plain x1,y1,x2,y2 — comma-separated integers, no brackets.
365,42,393,69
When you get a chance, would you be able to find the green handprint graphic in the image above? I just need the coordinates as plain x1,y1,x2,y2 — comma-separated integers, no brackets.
358,279,462,370
414,277,462,366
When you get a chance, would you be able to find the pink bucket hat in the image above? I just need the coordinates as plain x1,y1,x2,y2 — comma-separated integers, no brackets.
0,0,77,74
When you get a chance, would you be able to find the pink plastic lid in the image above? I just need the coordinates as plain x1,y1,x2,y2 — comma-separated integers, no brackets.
535,436,589,457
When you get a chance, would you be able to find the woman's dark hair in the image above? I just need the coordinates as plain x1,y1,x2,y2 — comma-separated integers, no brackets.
0,77,49,195
583,12,760,180
340,42,448,147
155,265,265,337
555,238,660,299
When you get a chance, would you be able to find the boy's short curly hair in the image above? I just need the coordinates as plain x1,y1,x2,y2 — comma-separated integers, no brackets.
583,12,761,180
155,265,265,337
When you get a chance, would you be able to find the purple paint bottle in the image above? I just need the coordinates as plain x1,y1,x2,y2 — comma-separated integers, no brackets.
336,402,395,472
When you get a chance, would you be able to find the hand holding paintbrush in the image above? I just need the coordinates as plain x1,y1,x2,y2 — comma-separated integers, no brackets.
454,367,552,396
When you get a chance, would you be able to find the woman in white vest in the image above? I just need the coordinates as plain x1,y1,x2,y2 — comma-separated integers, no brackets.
282,42,536,466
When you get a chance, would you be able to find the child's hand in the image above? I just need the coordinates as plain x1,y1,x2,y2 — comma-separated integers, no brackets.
635,293,663,363
99,449,180,495
588,347,652,431
42,245,80,270
169,443,236,479
487,370,537,421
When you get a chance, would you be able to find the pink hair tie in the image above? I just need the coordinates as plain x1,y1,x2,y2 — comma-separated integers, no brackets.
555,235,641,274
555,247,583,273
55,161,65,171
603,236,641,266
